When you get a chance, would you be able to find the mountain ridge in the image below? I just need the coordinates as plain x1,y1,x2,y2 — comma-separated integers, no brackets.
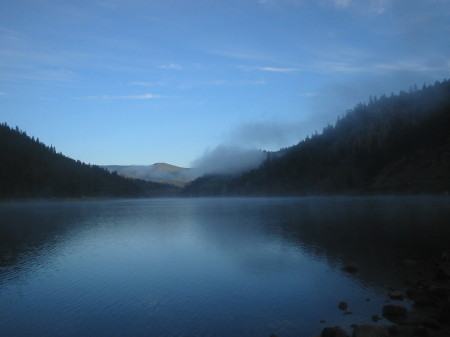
101,163,197,187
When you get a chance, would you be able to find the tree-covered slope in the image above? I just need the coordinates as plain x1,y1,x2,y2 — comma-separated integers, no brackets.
185,80,450,195
0,124,179,199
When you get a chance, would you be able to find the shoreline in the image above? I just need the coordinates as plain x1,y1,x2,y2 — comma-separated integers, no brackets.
309,254,450,337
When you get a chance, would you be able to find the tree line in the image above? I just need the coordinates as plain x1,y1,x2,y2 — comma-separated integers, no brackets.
184,79,450,195
0,123,179,199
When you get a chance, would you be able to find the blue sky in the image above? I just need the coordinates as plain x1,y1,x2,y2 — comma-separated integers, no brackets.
1,0,449,167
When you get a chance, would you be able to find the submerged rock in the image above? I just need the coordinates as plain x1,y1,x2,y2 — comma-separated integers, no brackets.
343,263,359,273
413,327,428,336
389,291,404,300
371,315,382,322
439,301,450,325
321,326,349,337
339,302,348,310
382,305,408,317
388,325,399,335
422,317,439,330
352,324,388,337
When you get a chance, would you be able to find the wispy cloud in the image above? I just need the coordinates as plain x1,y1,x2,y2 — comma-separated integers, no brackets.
298,92,319,97
239,65,300,73
0,26,22,40
0,68,76,82
158,63,182,70
327,0,389,14
129,81,166,86
85,93,165,100
182,79,267,89
259,66,299,72
332,0,351,8
316,59,450,74
0,92,6,95
211,49,271,61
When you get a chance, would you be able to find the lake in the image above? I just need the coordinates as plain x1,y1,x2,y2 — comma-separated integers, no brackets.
0,197,449,337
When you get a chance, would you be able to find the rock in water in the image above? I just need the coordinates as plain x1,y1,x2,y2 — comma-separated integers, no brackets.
321,326,349,337
352,325,388,337
382,305,407,317
439,302,450,325
339,302,348,310
343,263,358,273
389,291,404,300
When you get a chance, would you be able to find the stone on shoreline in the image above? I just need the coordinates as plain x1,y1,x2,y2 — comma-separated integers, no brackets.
343,263,358,273
389,291,404,300
351,325,388,337
422,317,439,330
339,302,348,310
439,301,450,325
321,326,349,337
382,304,408,317
371,315,382,322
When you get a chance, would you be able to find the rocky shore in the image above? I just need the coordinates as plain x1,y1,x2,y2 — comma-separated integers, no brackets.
272,252,450,337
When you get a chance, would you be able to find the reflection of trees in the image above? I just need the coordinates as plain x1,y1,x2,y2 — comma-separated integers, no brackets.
0,202,96,274
1,198,449,292
259,197,450,289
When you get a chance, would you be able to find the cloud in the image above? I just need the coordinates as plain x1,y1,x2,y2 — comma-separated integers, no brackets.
191,145,267,175
0,92,6,95
239,65,300,73
0,26,21,40
0,68,75,82
211,49,271,61
298,92,319,97
325,0,389,14
226,120,305,150
85,93,165,100
332,0,351,8
129,81,166,86
179,78,267,89
313,58,450,74
259,67,299,73
158,63,182,70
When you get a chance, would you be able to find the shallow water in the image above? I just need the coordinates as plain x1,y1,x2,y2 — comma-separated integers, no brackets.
0,197,449,337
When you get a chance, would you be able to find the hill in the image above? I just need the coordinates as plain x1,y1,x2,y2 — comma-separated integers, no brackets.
184,79,450,196
102,163,196,187
0,124,180,199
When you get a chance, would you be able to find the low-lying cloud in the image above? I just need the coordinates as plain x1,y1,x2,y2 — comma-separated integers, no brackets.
191,145,267,176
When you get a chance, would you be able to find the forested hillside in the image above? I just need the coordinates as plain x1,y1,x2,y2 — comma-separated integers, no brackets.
0,124,179,199
185,80,450,195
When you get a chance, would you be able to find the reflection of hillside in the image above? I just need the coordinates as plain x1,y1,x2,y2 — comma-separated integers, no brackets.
258,197,450,289
1,197,449,294
0,203,79,270
170,197,450,292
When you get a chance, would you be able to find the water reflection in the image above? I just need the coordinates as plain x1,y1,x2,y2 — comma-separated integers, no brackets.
0,197,449,337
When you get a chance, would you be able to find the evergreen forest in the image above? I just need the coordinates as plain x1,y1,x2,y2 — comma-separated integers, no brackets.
1,79,449,199
0,123,179,199
184,79,450,196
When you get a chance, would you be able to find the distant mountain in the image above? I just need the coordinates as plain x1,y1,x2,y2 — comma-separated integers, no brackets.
184,79,450,196
0,124,180,199
102,163,197,187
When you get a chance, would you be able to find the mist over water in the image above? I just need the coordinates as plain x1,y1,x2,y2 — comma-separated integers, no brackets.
0,197,449,337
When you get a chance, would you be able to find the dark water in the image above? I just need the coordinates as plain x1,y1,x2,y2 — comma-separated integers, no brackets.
0,197,449,337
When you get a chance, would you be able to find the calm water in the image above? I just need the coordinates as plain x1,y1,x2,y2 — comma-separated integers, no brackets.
0,197,449,337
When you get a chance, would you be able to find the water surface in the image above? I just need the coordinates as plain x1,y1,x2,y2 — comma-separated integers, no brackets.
0,197,449,337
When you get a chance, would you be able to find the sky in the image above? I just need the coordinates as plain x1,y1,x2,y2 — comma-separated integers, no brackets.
1,0,450,168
